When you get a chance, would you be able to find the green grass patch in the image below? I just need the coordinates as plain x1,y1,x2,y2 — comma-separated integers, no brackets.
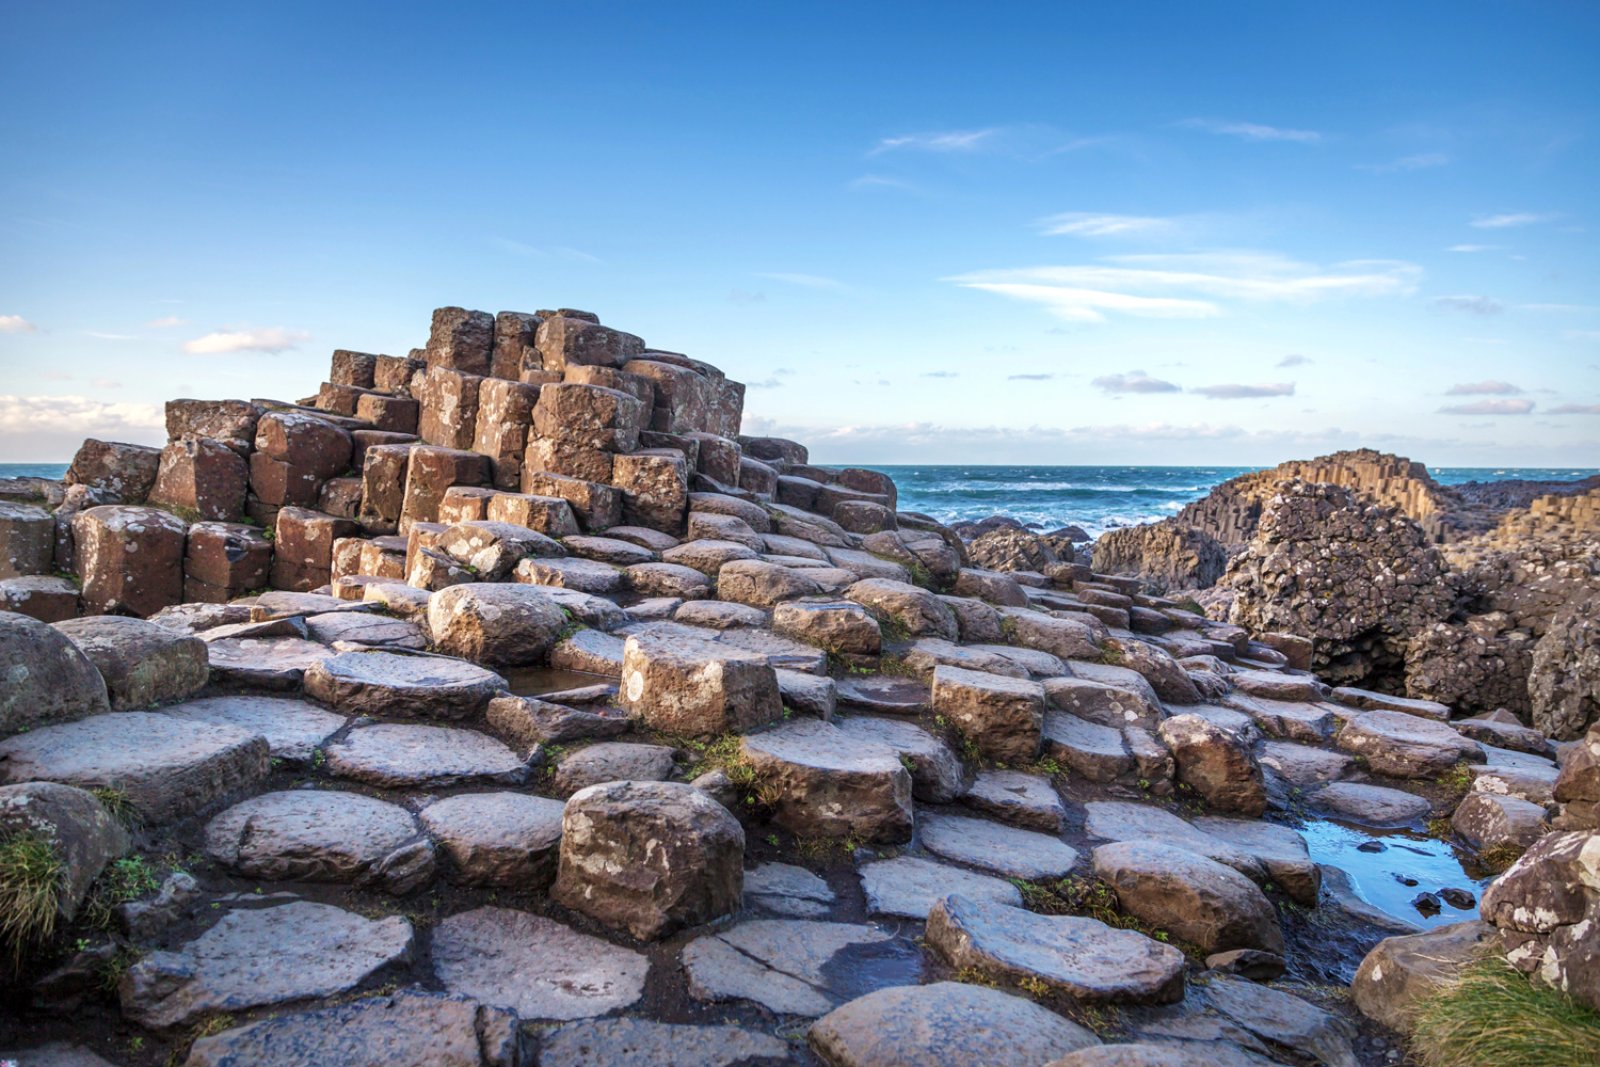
83,855,161,929
1410,957,1600,1067
91,786,140,828
1437,763,1475,797
0,831,64,968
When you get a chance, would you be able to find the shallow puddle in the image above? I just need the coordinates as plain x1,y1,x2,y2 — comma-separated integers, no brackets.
1300,818,1490,929
501,666,616,697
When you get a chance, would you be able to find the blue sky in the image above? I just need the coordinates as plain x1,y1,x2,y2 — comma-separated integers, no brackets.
2,1,1597,465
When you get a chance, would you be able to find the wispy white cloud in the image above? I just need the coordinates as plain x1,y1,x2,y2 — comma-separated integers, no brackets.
0,315,38,334
1548,403,1600,415
1432,295,1503,315
922,371,959,379
871,128,999,155
1446,380,1522,396
1447,244,1499,253
1038,213,1173,238
1277,354,1312,367
183,326,311,355
1008,373,1055,381
145,315,185,328
949,252,1419,323
1191,382,1296,399
755,272,847,291
1471,212,1558,229
848,174,915,191
1438,398,1536,415
1092,370,1181,394
1181,118,1322,143
1358,152,1450,173
0,393,164,435
84,330,136,341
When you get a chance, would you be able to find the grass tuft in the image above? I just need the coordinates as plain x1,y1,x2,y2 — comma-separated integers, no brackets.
83,855,161,929
0,831,64,968
1410,957,1600,1067
91,786,140,828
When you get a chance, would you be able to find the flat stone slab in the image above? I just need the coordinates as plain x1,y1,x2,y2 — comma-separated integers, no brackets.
206,636,332,690
1192,816,1319,905
1336,710,1483,779
961,769,1065,833
0,711,269,823
431,906,648,1021
419,791,565,887
304,611,428,649
918,811,1079,880
324,723,530,789
539,1019,793,1067
549,741,678,797
205,790,435,894
184,990,520,1067
305,651,506,720
740,718,912,843
836,675,930,715
745,862,837,918
160,695,346,763
120,901,413,1029
1044,710,1133,782
833,714,966,803
0,1043,118,1067
927,894,1186,1004
1083,801,1265,881
1258,740,1355,787
859,855,1022,919
253,590,374,619
1308,781,1432,827
683,918,919,1016
1331,686,1450,721
809,982,1100,1067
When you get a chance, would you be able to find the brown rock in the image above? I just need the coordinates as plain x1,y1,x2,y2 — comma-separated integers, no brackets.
0,502,53,579
165,399,262,455
65,439,162,502
473,378,540,489
72,505,187,615
537,317,645,372
414,366,485,450
1158,714,1267,816
400,446,490,531
931,665,1046,763
619,631,782,738
425,307,494,375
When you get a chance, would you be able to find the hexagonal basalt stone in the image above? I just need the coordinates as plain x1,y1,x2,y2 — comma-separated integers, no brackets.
52,616,209,711
419,791,565,888
323,723,530,789
304,651,506,720
618,630,782,739
739,718,912,843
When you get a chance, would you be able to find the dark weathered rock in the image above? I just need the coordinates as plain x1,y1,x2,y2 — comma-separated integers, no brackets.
1352,920,1494,1031
0,782,129,921
323,722,530,789
548,742,678,797
0,611,110,737
65,439,161,502
1336,710,1483,778
0,501,53,579
51,616,208,711
931,665,1045,764
1479,830,1600,1011
159,694,344,763
72,505,187,615
1529,593,1600,740
426,583,569,668
419,791,565,888
683,918,908,1016
846,578,959,641
619,630,782,737
1093,840,1283,954
553,780,744,940
740,718,913,842
1158,714,1266,816
149,437,248,521
304,651,506,719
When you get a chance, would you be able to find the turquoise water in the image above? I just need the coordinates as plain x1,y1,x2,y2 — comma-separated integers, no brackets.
7,462,1593,539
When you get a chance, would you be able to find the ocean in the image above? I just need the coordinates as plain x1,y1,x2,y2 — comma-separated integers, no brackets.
6,462,1595,541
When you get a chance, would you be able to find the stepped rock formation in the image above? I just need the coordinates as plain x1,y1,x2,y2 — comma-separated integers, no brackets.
0,304,1591,1064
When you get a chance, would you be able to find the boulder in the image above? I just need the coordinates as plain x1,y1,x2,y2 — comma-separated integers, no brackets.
65,438,161,501
930,665,1045,764
0,782,129,922
552,780,744,940
1107,637,1201,705
148,437,248,521
0,501,53,579
715,559,822,609
1093,840,1283,954
739,719,912,842
618,631,782,738
845,578,959,641
1307,781,1432,827
962,768,1066,833
1450,791,1548,853
1158,714,1266,816
1478,831,1600,1011
1352,920,1494,1031
50,617,208,711
833,714,967,802
426,583,569,668
0,611,109,737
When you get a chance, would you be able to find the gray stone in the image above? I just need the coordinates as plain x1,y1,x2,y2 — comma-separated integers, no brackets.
1336,710,1484,779
777,667,837,719
0,610,109,737
183,990,523,1067
324,723,530,789
683,918,911,1016
1083,802,1264,880
120,901,414,1029
1191,815,1319,905
1192,975,1358,1067
1352,920,1494,1031
205,636,332,690
1158,714,1266,816
160,695,345,764
740,719,912,843
859,855,1022,919
0,1043,118,1067
809,982,1099,1067
1307,781,1432,827
538,1019,791,1067
1044,711,1133,783
305,651,507,719
1044,676,1163,730
550,742,678,797
304,611,427,649
962,769,1065,833
917,811,1079,880
836,674,930,715
0,711,268,823
845,577,959,641
619,630,782,738
745,862,836,918
1259,740,1355,787
431,906,648,1020
419,792,565,888
205,790,434,894
927,894,1186,1003
833,714,967,802
427,583,569,668
1450,791,1548,853
931,665,1045,764
515,555,625,594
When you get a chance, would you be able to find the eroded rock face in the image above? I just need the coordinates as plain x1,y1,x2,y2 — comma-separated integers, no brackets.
1335,710,1483,779
966,527,1063,574
552,780,744,940
72,505,189,616
1528,592,1600,739
1094,523,1226,594
930,665,1045,764
1226,481,1455,688
1352,920,1494,1031
1478,830,1600,1012
1158,714,1266,816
